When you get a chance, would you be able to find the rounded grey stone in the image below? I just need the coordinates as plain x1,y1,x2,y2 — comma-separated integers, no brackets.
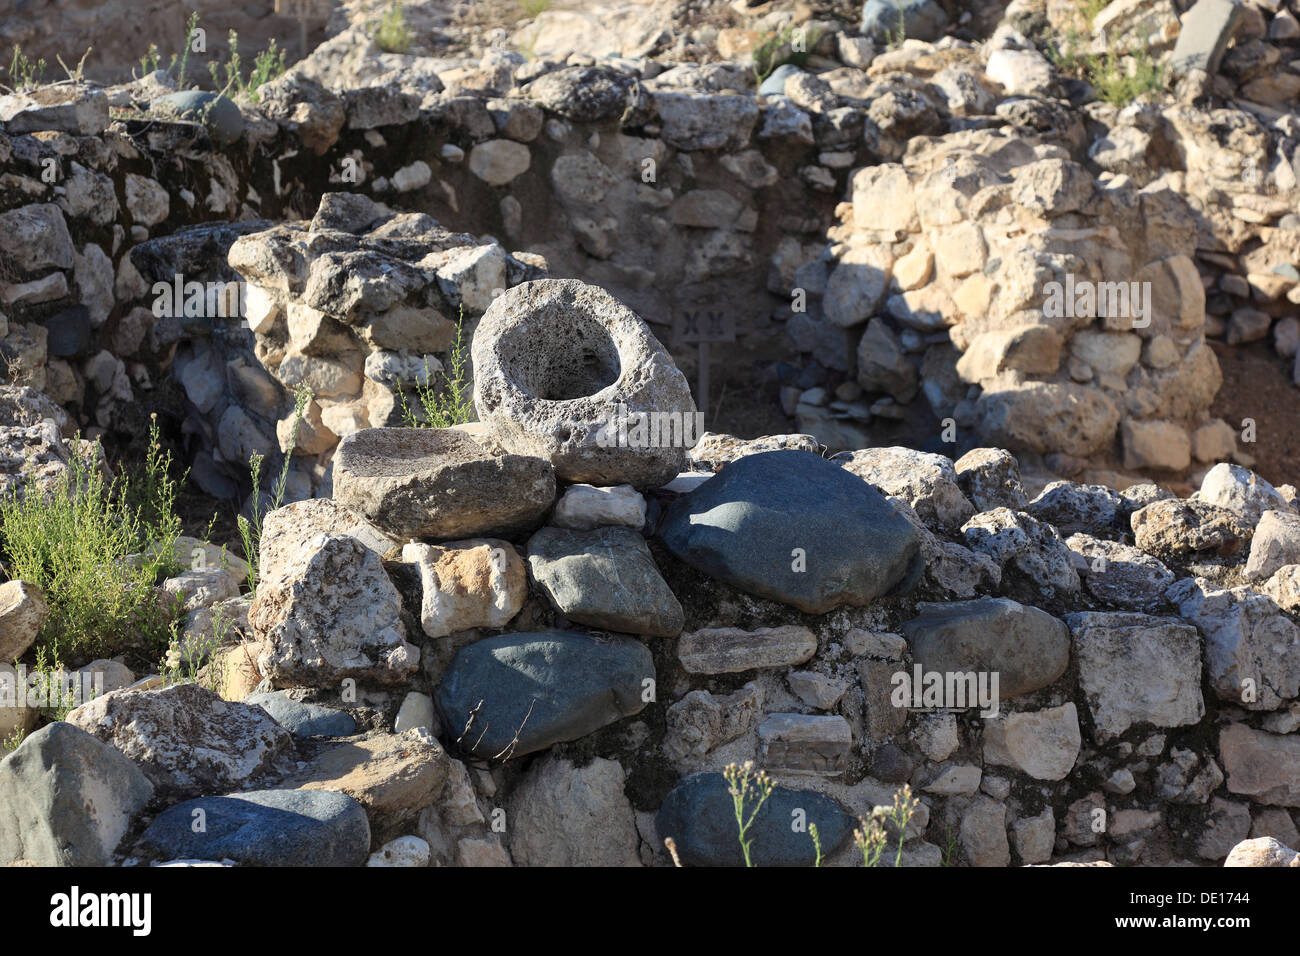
655,772,854,867
245,691,356,738
659,449,923,613
0,722,154,866
901,597,1070,699
151,91,245,146
434,630,654,759
526,526,683,637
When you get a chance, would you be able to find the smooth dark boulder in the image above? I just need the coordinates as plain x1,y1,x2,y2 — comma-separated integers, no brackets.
656,772,854,866
246,691,356,738
658,450,923,612
435,630,654,759
135,789,370,866
39,305,91,357
151,91,245,146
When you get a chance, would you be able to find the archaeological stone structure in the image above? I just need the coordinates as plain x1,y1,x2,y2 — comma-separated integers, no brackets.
1,0,1300,874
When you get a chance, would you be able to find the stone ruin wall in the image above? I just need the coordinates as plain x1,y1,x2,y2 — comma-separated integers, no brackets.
6,6,1300,507
7,0,1300,872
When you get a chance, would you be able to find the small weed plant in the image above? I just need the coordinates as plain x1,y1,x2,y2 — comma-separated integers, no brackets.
375,4,413,54
237,386,311,595
399,306,476,429
4,45,46,92
885,1,909,49
210,31,287,101
723,761,775,867
854,784,920,867
1048,25,1167,106
138,11,202,86
752,23,823,84
162,604,233,691
136,13,285,99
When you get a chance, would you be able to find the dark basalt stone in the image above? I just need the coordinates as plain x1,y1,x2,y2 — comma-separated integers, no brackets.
658,449,923,613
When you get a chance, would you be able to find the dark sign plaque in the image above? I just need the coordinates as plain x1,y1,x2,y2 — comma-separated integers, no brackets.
672,309,736,346
671,309,741,419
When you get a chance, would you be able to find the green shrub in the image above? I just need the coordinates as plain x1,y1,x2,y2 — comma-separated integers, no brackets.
399,307,476,429
752,23,823,84
210,31,287,101
885,1,909,49
1048,25,1167,106
375,4,413,54
940,824,959,866
0,417,185,667
1091,45,1166,106
27,647,83,721
161,604,233,690
1079,0,1111,22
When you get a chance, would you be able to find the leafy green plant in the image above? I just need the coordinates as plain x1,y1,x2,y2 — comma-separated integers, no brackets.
752,23,824,85
809,822,823,867
0,422,185,666
28,647,83,721
139,45,162,77
209,30,287,101
398,306,476,429
375,3,413,54
1047,25,1167,106
1079,0,1111,22
5,45,46,92
2,43,90,94
128,415,184,551
854,784,920,868
723,761,775,868
237,385,311,595
0,727,24,753
161,605,231,690
516,0,553,60
884,1,909,49
176,11,200,88
940,823,960,867
1091,44,1166,106
135,12,200,85
1045,26,1084,76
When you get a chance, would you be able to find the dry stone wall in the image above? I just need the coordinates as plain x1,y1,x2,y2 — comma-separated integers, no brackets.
8,0,1300,502
6,397,1300,867
3,9,1299,496
5,0,1300,870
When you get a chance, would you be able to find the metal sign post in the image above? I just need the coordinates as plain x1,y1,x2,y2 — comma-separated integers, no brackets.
274,0,333,60
672,309,736,421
